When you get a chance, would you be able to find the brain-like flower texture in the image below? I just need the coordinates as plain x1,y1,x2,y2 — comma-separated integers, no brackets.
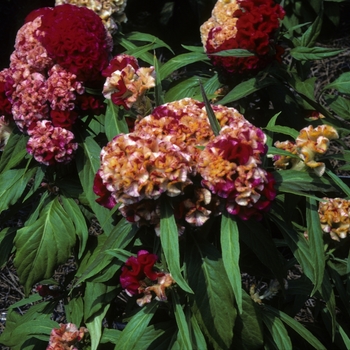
273,124,339,176
102,54,155,110
47,323,88,350
318,198,350,241
27,120,78,165
95,98,275,226
200,0,285,74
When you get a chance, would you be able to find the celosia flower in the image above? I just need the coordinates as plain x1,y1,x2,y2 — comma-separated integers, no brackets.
96,133,192,205
46,65,84,112
34,4,111,84
47,323,88,350
0,70,13,118
318,197,350,241
55,0,128,32
102,54,155,110
273,124,339,176
120,250,159,296
27,120,78,165
93,170,116,209
200,0,285,74
197,132,276,220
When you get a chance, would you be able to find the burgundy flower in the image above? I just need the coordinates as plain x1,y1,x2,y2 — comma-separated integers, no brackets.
50,110,78,129
93,170,116,209
34,4,111,84
120,250,159,296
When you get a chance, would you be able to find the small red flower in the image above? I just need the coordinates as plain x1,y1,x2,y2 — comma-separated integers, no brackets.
120,250,159,296
93,170,117,209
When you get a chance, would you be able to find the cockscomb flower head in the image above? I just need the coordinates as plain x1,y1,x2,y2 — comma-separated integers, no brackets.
200,0,285,74
273,124,339,176
318,198,350,241
47,323,88,350
96,133,193,205
102,54,155,110
27,120,78,165
55,0,128,32
197,131,276,220
34,4,111,85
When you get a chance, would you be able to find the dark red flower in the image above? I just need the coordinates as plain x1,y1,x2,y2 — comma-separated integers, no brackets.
93,170,116,209
50,110,78,129
120,250,159,296
102,54,139,78
34,4,111,84
76,93,106,116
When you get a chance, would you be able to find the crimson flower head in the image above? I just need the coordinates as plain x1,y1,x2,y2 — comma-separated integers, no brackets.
120,250,159,296
200,0,285,74
33,4,111,85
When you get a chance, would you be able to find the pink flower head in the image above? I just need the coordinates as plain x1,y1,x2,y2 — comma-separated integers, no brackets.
197,131,275,220
27,120,78,165
47,323,88,350
97,133,193,205
201,0,285,74
102,54,155,110
120,250,159,296
34,4,111,85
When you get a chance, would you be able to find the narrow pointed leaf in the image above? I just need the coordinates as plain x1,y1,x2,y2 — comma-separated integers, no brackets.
264,305,327,350
171,289,192,350
306,197,325,295
200,80,220,136
261,311,292,350
105,99,129,140
186,241,237,350
323,72,350,94
117,301,159,350
160,197,193,293
14,197,76,295
325,169,350,197
221,214,242,313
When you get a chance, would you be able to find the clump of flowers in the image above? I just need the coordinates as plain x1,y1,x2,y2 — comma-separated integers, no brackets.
102,54,155,113
94,98,275,228
120,250,175,307
47,323,88,350
318,197,350,241
273,124,339,176
1,4,112,164
200,0,285,74
55,0,128,32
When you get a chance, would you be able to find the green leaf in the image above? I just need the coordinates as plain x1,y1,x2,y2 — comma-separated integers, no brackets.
85,301,110,350
190,314,207,350
75,218,136,285
153,53,165,106
339,324,350,349
14,197,76,295
165,76,203,102
220,214,242,314
232,292,264,350
117,301,159,350
200,79,220,136
209,49,254,57
300,11,323,47
159,52,209,80
76,136,115,235
0,167,37,213
101,328,122,344
186,240,237,350
0,131,28,173
264,305,327,350
171,289,192,350
0,227,16,267
262,310,292,350
290,46,344,61
84,281,117,322
273,170,335,197
323,72,350,94
60,196,88,259
325,169,350,197
65,295,84,326
306,197,325,295
105,99,129,140
125,31,173,53
216,76,275,105
160,196,193,293
324,95,350,120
